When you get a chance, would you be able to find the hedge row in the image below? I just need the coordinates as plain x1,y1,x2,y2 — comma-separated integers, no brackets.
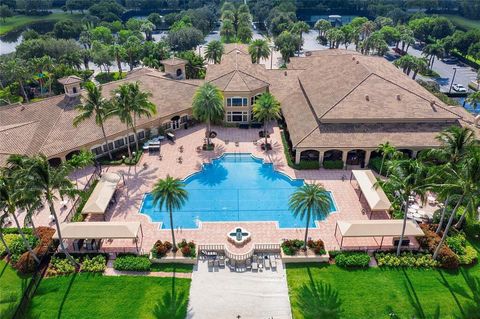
323,160,344,169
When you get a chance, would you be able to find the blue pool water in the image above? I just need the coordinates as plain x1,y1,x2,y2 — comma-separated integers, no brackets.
140,153,337,229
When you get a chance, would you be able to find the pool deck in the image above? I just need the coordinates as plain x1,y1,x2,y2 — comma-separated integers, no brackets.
20,124,422,254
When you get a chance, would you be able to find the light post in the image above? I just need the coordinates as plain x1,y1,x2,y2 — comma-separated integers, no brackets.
448,67,458,94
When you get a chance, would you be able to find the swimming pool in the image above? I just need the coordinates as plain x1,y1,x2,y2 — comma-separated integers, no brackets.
140,153,337,229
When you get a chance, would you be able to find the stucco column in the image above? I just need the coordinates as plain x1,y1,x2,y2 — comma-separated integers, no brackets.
412,150,418,158
342,150,348,168
364,150,372,167
295,150,301,164
319,150,325,167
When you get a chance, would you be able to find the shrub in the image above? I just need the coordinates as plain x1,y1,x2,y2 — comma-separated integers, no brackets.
178,240,196,258
298,160,320,170
113,254,151,271
323,160,344,169
335,252,370,268
95,71,125,84
281,239,305,256
446,233,467,255
465,220,480,239
328,250,341,259
368,157,388,175
418,224,460,269
458,246,478,265
375,252,439,268
307,239,326,255
151,240,173,258
2,227,34,235
48,256,77,276
281,131,319,170
81,255,107,272
1,233,38,263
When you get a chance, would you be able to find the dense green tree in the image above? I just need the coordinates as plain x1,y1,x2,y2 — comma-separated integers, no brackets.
325,28,344,49
204,40,224,64
141,21,155,41
220,19,235,42
90,26,113,45
65,0,93,13
177,51,206,79
237,24,253,43
89,0,125,21
1,58,31,103
91,41,112,73
422,41,445,69
147,12,163,29
109,44,125,76
0,4,13,22
275,31,298,63
314,19,332,37
168,27,204,51
122,36,142,71
290,21,310,55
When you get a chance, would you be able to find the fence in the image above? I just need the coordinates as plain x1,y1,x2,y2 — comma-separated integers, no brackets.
63,167,102,223
198,243,281,261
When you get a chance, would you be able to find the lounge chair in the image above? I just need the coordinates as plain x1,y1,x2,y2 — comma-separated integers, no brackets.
229,259,236,271
270,256,277,269
213,259,219,268
252,255,258,271
264,257,270,270
207,259,214,269
219,257,225,268
245,258,252,270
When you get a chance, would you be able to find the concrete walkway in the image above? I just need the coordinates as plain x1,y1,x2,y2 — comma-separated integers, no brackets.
187,260,292,319
103,260,192,279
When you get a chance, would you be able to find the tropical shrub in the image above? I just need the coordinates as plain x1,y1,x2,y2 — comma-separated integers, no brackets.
113,254,151,271
81,255,107,272
48,256,77,276
328,250,342,259
375,252,439,268
458,246,478,265
465,220,480,239
446,233,467,255
323,160,344,169
151,240,173,258
334,252,370,268
418,224,459,269
368,157,388,175
95,71,125,84
178,240,196,258
307,239,326,255
2,227,34,235
298,160,320,170
1,233,38,263
281,239,305,256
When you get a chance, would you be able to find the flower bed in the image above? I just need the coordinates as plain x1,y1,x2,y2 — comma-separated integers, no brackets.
178,240,196,258
334,252,371,268
150,240,173,258
47,254,108,276
48,256,78,276
113,254,151,271
375,252,439,268
81,255,107,272
418,224,460,269
281,239,305,256
307,239,326,255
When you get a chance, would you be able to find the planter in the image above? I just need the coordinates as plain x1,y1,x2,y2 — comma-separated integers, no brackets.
281,250,329,263
149,252,197,265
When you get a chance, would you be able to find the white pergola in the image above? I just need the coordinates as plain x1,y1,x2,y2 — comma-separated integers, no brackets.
334,219,425,249
350,170,392,217
82,172,122,219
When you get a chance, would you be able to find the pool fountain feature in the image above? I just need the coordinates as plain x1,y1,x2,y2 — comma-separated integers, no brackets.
227,227,251,247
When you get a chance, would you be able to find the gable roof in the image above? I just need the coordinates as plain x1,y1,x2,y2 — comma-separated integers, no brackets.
57,75,82,85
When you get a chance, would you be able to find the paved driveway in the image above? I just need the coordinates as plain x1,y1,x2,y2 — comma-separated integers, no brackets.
187,260,292,319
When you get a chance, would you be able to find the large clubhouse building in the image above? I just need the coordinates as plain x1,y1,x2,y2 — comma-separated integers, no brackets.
0,44,478,167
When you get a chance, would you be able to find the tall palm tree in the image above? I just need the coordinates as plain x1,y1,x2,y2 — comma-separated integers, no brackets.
0,167,40,264
109,82,156,157
291,21,310,56
289,183,332,250
151,176,188,251
220,19,235,43
74,82,114,160
430,126,476,166
248,39,270,64
68,150,95,189
433,149,480,259
28,155,78,265
376,142,396,175
192,83,224,147
382,159,432,255
109,44,125,76
204,40,224,64
252,92,281,148
314,19,332,37
411,57,428,80
422,41,444,69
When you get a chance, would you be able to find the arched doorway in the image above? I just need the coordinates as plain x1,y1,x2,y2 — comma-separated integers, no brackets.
300,150,319,161
347,149,366,167
323,149,343,163
66,150,80,161
176,69,182,77
48,157,62,167
171,115,180,130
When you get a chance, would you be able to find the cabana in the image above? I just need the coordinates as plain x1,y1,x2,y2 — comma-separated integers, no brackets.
334,220,425,249
350,170,392,217
82,172,122,219
53,221,143,252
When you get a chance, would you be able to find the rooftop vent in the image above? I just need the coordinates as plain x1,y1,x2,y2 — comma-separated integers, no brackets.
430,100,436,107
396,94,401,101
365,94,370,101
352,57,356,61
356,61,359,64
284,71,287,76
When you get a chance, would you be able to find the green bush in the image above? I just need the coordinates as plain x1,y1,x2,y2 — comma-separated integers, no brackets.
375,252,439,268
368,157,388,176
465,219,480,239
323,160,344,169
335,252,370,268
151,240,173,258
446,233,467,255
178,240,196,258
328,250,342,258
113,254,151,271
95,71,125,84
48,256,77,276
281,239,305,256
298,160,320,170
307,239,326,255
280,131,319,170
458,246,478,265
0,233,38,262
81,255,107,272
2,228,34,235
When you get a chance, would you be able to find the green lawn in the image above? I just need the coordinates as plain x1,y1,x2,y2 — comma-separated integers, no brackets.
0,260,30,319
441,14,480,31
150,263,194,273
26,274,191,319
287,240,480,319
0,13,82,35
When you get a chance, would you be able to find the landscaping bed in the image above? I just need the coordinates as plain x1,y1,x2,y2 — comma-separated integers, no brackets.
280,239,329,263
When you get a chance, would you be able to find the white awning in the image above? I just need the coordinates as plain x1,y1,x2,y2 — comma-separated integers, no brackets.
53,222,141,239
351,170,392,211
336,220,425,238
82,173,121,215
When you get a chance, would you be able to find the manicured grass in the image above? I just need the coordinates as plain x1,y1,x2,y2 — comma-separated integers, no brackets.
26,274,191,319
0,260,30,319
0,13,82,35
441,14,480,31
286,242,479,319
150,263,194,273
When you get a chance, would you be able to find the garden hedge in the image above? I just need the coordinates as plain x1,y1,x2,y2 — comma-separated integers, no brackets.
323,160,344,169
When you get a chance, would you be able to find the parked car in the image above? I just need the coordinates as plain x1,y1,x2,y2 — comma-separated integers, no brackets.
452,84,467,92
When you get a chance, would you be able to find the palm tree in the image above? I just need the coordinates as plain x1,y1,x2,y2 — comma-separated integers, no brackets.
248,39,270,64
252,92,281,148
192,83,224,147
314,19,332,37
433,149,480,259
74,82,114,160
0,212,11,256
291,21,310,56
141,21,155,41
109,44,125,76
68,150,95,188
220,19,235,43
0,167,40,264
360,21,375,39
204,40,224,64
109,82,156,157
430,126,476,166
289,183,332,250
28,155,78,265
2,58,31,103
376,142,396,175
466,91,480,112
151,176,188,251
382,159,432,255
422,41,445,69
411,57,428,80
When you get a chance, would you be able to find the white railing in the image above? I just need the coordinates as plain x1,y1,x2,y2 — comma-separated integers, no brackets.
254,243,281,252
198,243,281,261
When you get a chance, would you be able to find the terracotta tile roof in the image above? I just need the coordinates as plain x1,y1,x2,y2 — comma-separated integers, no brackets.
57,75,83,85
160,57,187,66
